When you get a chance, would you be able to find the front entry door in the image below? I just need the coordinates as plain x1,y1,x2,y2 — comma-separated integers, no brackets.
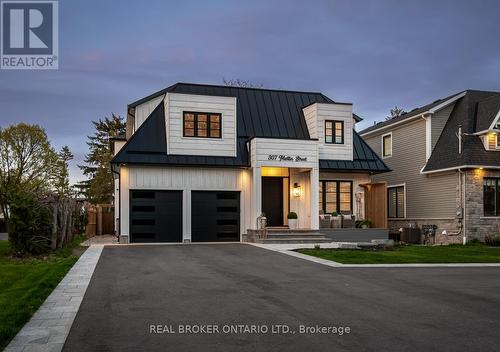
262,177,283,227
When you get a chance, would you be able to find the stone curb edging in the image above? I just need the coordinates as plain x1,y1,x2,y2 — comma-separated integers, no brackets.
5,245,104,352
247,243,500,268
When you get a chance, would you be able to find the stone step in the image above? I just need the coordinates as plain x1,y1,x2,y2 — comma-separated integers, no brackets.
262,238,333,244
265,233,325,239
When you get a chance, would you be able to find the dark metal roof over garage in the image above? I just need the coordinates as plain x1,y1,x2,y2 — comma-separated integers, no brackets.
112,83,389,173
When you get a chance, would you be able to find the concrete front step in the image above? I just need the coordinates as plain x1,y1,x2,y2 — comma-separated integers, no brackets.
265,233,324,239
262,237,333,244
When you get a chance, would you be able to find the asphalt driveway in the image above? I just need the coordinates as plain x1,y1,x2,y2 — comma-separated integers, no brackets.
64,244,500,352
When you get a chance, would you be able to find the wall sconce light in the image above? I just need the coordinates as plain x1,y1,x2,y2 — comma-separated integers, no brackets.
292,182,301,197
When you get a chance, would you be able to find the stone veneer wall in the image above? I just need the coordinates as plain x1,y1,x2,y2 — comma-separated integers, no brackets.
464,169,500,241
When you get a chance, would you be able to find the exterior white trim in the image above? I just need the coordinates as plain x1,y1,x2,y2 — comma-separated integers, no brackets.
421,165,500,174
423,114,432,160
427,91,466,113
387,183,406,219
360,91,466,137
488,108,500,130
381,132,392,158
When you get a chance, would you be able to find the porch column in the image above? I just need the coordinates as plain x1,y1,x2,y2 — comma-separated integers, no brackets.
310,167,319,230
251,167,262,229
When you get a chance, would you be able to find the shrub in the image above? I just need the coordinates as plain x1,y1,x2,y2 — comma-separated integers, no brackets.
8,190,52,255
287,212,298,219
485,235,500,247
332,212,339,217
357,219,373,228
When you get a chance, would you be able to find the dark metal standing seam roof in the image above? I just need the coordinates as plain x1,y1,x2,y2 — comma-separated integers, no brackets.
112,83,389,173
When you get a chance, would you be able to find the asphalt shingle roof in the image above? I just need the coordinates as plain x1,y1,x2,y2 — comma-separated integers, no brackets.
423,90,500,172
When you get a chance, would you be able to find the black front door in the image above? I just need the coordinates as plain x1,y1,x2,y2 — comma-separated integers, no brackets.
262,177,283,227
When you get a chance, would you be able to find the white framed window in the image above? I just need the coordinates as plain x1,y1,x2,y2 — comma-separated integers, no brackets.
496,133,500,149
387,184,405,219
381,132,392,158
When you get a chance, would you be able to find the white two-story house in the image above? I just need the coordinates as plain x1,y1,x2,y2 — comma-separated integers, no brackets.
111,83,389,243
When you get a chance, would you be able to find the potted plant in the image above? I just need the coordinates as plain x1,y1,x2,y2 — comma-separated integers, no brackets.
287,212,298,229
331,211,342,228
358,219,373,229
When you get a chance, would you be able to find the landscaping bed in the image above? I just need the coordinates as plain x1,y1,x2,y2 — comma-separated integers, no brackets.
296,244,500,264
0,236,85,350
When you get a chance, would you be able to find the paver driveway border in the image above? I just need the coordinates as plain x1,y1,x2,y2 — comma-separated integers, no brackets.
5,245,104,352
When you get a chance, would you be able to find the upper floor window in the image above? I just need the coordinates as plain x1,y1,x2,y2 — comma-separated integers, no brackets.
325,120,344,144
382,132,392,158
387,185,405,218
484,178,500,216
183,112,222,138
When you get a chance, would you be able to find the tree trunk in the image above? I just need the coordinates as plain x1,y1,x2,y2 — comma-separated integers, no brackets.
66,199,74,243
60,199,68,248
51,201,58,249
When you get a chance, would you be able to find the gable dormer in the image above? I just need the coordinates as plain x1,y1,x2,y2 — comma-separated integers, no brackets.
165,92,237,157
303,102,353,160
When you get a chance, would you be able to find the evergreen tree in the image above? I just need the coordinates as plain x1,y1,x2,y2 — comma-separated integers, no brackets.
78,115,125,204
55,145,73,196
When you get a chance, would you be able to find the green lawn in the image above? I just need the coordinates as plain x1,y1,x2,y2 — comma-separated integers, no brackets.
0,237,84,350
297,244,500,264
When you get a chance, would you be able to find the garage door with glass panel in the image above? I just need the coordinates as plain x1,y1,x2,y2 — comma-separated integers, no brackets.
129,190,182,243
191,191,240,242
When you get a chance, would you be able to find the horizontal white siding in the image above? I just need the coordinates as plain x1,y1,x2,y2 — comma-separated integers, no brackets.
302,103,353,161
166,93,237,157
303,104,317,139
120,166,252,241
134,95,164,131
250,138,318,168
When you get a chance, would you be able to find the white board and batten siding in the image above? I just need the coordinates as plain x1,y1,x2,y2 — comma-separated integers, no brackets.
134,95,165,131
250,138,318,168
165,93,237,157
303,102,354,161
120,166,252,241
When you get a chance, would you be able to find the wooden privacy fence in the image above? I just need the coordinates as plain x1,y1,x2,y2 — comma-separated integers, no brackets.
360,182,388,229
85,204,114,237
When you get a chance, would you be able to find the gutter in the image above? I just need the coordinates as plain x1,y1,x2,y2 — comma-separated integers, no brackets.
421,165,500,175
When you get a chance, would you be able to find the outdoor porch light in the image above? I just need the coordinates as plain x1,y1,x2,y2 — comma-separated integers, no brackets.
292,182,301,197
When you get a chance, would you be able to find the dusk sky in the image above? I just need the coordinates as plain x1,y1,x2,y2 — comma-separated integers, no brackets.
1,0,500,183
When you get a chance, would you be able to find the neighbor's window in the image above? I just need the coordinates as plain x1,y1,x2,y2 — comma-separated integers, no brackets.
183,112,222,138
325,120,344,144
319,181,352,214
388,185,405,218
484,178,500,216
382,133,392,157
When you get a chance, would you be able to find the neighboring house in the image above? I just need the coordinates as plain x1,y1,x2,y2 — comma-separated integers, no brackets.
360,90,500,244
110,83,389,244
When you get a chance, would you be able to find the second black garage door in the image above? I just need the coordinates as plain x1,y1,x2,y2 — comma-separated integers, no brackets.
130,190,182,243
191,191,240,242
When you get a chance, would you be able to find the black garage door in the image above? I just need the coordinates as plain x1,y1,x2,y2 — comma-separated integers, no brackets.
191,191,240,242
130,190,182,243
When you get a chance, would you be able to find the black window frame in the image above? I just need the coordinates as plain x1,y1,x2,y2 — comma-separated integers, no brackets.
484,177,500,216
183,111,222,139
324,120,344,144
319,180,353,214
387,186,405,219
